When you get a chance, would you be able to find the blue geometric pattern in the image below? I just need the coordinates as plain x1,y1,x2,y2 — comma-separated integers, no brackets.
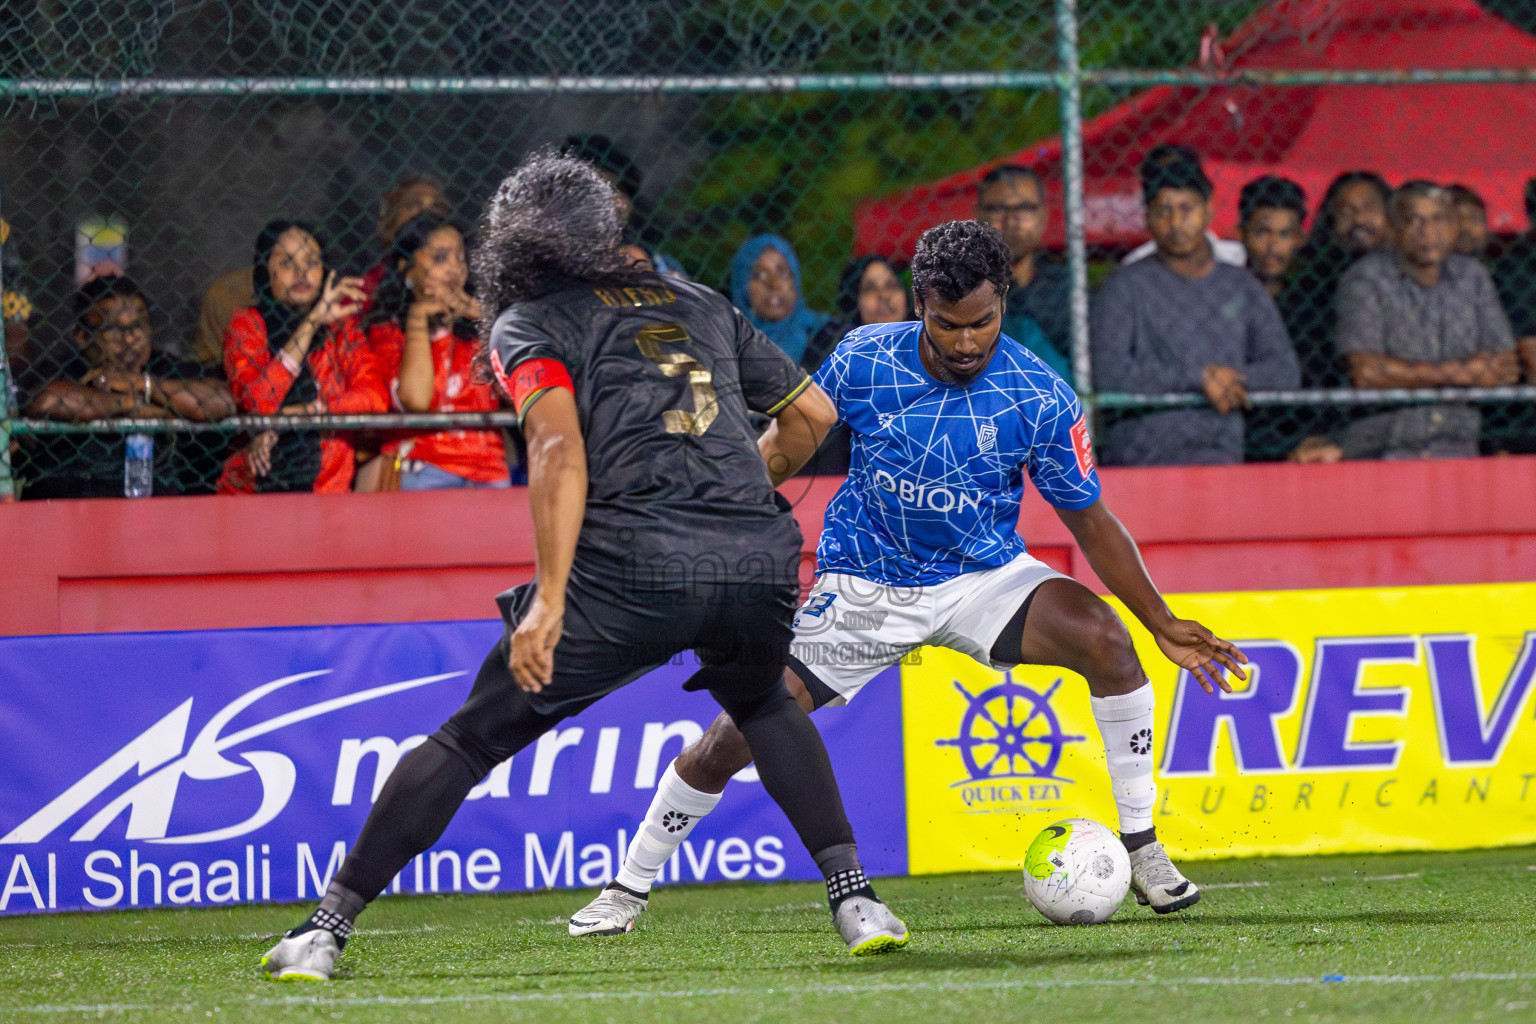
813,321,1100,586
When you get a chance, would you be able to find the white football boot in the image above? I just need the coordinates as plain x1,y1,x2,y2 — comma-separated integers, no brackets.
1128,841,1201,913
833,896,910,956
568,886,649,937
260,928,341,982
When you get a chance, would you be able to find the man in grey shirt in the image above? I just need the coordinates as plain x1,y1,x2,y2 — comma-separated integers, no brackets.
1092,144,1300,465
1335,180,1518,459
975,164,1074,382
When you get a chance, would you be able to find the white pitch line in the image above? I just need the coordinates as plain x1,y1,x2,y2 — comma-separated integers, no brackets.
0,927,444,949
13,971,1536,1015
1361,873,1421,882
1201,881,1272,889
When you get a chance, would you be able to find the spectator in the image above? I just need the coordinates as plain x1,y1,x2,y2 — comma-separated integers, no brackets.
1091,145,1300,466
803,255,912,369
1238,175,1307,297
192,262,255,369
191,175,448,367
360,175,451,303
729,234,831,370
618,232,690,281
17,275,233,498
563,134,643,228
797,255,915,477
1493,177,1536,383
1121,146,1247,271
1280,170,1391,389
841,254,911,326
1237,175,1312,461
973,165,1074,380
219,220,385,493
618,240,653,270
567,137,694,279
1333,181,1518,460
3,218,34,408
363,214,510,491
1446,184,1490,259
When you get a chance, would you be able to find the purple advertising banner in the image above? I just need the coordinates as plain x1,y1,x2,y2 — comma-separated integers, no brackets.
0,621,905,915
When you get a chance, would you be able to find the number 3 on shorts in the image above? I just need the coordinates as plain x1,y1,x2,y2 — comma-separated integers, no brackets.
635,323,718,436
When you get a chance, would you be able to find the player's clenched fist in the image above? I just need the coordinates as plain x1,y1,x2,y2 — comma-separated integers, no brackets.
510,594,564,692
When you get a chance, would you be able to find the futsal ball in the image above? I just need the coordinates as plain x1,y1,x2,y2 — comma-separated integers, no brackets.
1022,817,1131,925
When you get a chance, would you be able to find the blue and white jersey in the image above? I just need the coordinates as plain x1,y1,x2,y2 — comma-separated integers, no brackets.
813,321,1101,586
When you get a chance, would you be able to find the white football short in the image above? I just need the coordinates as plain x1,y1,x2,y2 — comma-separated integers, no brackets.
788,552,1068,704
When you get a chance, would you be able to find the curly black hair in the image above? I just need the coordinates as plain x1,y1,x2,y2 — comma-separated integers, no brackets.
470,148,634,328
1305,170,1390,249
910,220,1012,307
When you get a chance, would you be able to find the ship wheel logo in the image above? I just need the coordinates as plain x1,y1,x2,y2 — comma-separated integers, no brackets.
935,676,1086,784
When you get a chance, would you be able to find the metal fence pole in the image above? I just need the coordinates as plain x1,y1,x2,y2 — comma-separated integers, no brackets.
1054,0,1092,409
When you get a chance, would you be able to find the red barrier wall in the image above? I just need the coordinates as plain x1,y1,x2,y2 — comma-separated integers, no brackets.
3,457,1535,637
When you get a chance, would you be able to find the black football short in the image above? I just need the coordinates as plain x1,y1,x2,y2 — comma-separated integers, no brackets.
437,564,797,770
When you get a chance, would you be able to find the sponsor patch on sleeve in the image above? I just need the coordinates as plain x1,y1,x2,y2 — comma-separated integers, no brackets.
1069,414,1095,478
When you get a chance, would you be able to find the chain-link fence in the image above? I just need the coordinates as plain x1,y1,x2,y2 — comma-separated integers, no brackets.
4,0,1536,498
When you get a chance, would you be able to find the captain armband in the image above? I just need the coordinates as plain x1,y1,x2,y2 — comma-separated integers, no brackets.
489,351,575,420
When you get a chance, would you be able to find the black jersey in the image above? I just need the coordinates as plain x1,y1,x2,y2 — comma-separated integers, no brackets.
489,273,812,590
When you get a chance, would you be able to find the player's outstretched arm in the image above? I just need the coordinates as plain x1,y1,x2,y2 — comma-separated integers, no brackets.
512,387,587,693
758,381,838,486
1055,498,1248,695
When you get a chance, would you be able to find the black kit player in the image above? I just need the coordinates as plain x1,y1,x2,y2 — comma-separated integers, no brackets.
260,151,908,980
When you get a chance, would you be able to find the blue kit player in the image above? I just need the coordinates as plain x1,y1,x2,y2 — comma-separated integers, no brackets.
569,220,1249,937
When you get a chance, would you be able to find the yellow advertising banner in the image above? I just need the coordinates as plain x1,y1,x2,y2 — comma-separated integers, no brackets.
902,582,1536,874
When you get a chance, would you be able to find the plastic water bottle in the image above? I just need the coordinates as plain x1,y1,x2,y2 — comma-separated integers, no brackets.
124,433,153,498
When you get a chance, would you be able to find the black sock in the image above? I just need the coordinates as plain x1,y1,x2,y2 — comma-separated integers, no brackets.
287,907,356,949
815,842,878,913
1121,826,1157,852
286,880,366,948
732,692,856,856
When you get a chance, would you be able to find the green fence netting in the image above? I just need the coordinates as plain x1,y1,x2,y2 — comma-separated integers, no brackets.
2,0,1535,498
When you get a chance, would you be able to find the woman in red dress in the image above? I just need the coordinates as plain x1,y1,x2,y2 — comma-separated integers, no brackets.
219,220,386,493
365,214,511,490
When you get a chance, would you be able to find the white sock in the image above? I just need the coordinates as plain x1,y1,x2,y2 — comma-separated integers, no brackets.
1090,682,1157,834
613,762,723,893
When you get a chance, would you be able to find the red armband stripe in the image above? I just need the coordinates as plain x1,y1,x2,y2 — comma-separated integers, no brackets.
490,352,574,416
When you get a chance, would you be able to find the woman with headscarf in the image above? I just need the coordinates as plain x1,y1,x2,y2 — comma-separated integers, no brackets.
800,255,913,371
729,234,831,371
219,220,386,493
795,255,915,477
364,213,511,490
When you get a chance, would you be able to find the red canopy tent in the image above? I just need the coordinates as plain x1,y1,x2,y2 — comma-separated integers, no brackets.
853,0,1536,259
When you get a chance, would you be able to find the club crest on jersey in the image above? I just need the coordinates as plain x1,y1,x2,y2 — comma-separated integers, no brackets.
977,422,997,454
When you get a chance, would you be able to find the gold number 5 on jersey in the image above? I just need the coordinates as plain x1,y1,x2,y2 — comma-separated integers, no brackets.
635,322,718,436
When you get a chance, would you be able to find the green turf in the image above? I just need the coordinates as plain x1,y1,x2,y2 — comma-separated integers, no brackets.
2,847,1534,1022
